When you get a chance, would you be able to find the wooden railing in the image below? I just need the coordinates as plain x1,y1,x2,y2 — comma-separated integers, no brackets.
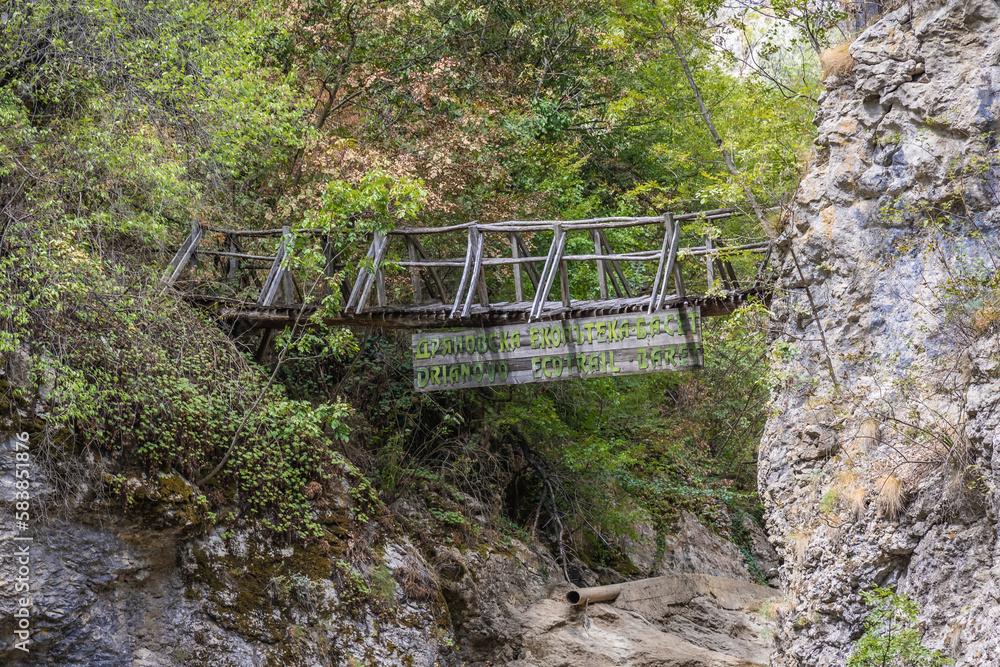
162,208,772,326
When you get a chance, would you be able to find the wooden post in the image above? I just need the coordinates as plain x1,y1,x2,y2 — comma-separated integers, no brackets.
409,235,448,302
281,226,293,305
324,235,336,280
673,261,686,300
354,232,388,314
405,236,422,304
723,260,740,290
258,233,288,306
715,239,741,290
598,229,632,298
322,234,351,304
531,224,567,320
509,232,524,302
346,235,378,311
592,229,608,300
162,221,203,287
461,226,487,317
648,216,672,313
655,213,682,312
475,261,490,309
714,258,732,290
559,259,571,308
513,233,541,291
376,268,386,307
754,245,772,285
451,226,477,318
705,235,714,291
254,328,274,363
228,235,239,288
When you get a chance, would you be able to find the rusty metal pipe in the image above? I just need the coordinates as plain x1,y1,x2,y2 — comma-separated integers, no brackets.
565,584,622,605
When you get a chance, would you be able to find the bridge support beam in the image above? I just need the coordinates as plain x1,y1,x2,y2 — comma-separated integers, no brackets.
162,221,203,287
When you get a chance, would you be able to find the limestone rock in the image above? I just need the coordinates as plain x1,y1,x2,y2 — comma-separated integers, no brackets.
763,1,1000,664
509,575,777,667
655,511,760,583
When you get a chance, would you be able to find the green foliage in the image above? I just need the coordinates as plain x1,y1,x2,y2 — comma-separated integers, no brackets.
482,301,770,555
301,169,428,244
369,565,398,610
2,0,820,555
849,587,952,667
819,488,838,514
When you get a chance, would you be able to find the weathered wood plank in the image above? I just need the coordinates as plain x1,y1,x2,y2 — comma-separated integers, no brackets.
509,232,524,302
197,249,274,261
451,226,477,318
187,290,767,328
592,229,608,300
408,235,448,301
405,236,422,304
411,308,703,391
597,229,633,298
355,232,389,314
163,222,204,287
203,209,738,239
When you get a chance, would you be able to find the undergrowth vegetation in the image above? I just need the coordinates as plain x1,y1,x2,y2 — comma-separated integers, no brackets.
1,0,824,570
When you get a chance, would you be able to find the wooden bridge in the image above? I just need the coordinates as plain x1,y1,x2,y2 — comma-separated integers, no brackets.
162,208,772,331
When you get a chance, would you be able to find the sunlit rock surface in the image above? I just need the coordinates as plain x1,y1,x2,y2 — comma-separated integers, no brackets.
762,1,1000,664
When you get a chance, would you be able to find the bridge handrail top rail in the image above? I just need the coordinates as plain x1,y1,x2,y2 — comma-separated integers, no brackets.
197,207,748,238
397,208,740,234
393,240,770,268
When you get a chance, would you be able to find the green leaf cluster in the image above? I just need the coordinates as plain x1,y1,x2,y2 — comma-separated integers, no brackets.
849,587,952,667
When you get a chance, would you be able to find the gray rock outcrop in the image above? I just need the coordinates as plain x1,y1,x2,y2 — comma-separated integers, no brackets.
1,426,775,666
762,1,1000,664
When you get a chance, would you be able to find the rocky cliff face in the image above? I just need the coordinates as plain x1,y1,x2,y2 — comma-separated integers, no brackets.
0,418,777,667
762,1,1000,664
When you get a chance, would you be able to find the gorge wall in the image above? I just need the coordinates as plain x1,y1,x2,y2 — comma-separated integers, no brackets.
762,0,1000,664
0,421,776,666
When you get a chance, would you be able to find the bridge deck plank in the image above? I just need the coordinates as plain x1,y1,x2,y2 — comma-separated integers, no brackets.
183,288,768,329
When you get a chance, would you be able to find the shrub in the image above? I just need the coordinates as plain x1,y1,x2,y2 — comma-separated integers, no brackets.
848,586,951,667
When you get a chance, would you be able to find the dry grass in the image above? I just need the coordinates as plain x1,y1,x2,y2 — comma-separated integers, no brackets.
860,419,880,444
875,475,906,519
820,42,856,80
791,529,812,565
835,470,868,521
398,561,439,602
847,418,881,459
847,486,868,521
972,290,1000,334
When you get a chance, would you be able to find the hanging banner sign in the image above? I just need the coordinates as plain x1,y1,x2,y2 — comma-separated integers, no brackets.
411,307,702,391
